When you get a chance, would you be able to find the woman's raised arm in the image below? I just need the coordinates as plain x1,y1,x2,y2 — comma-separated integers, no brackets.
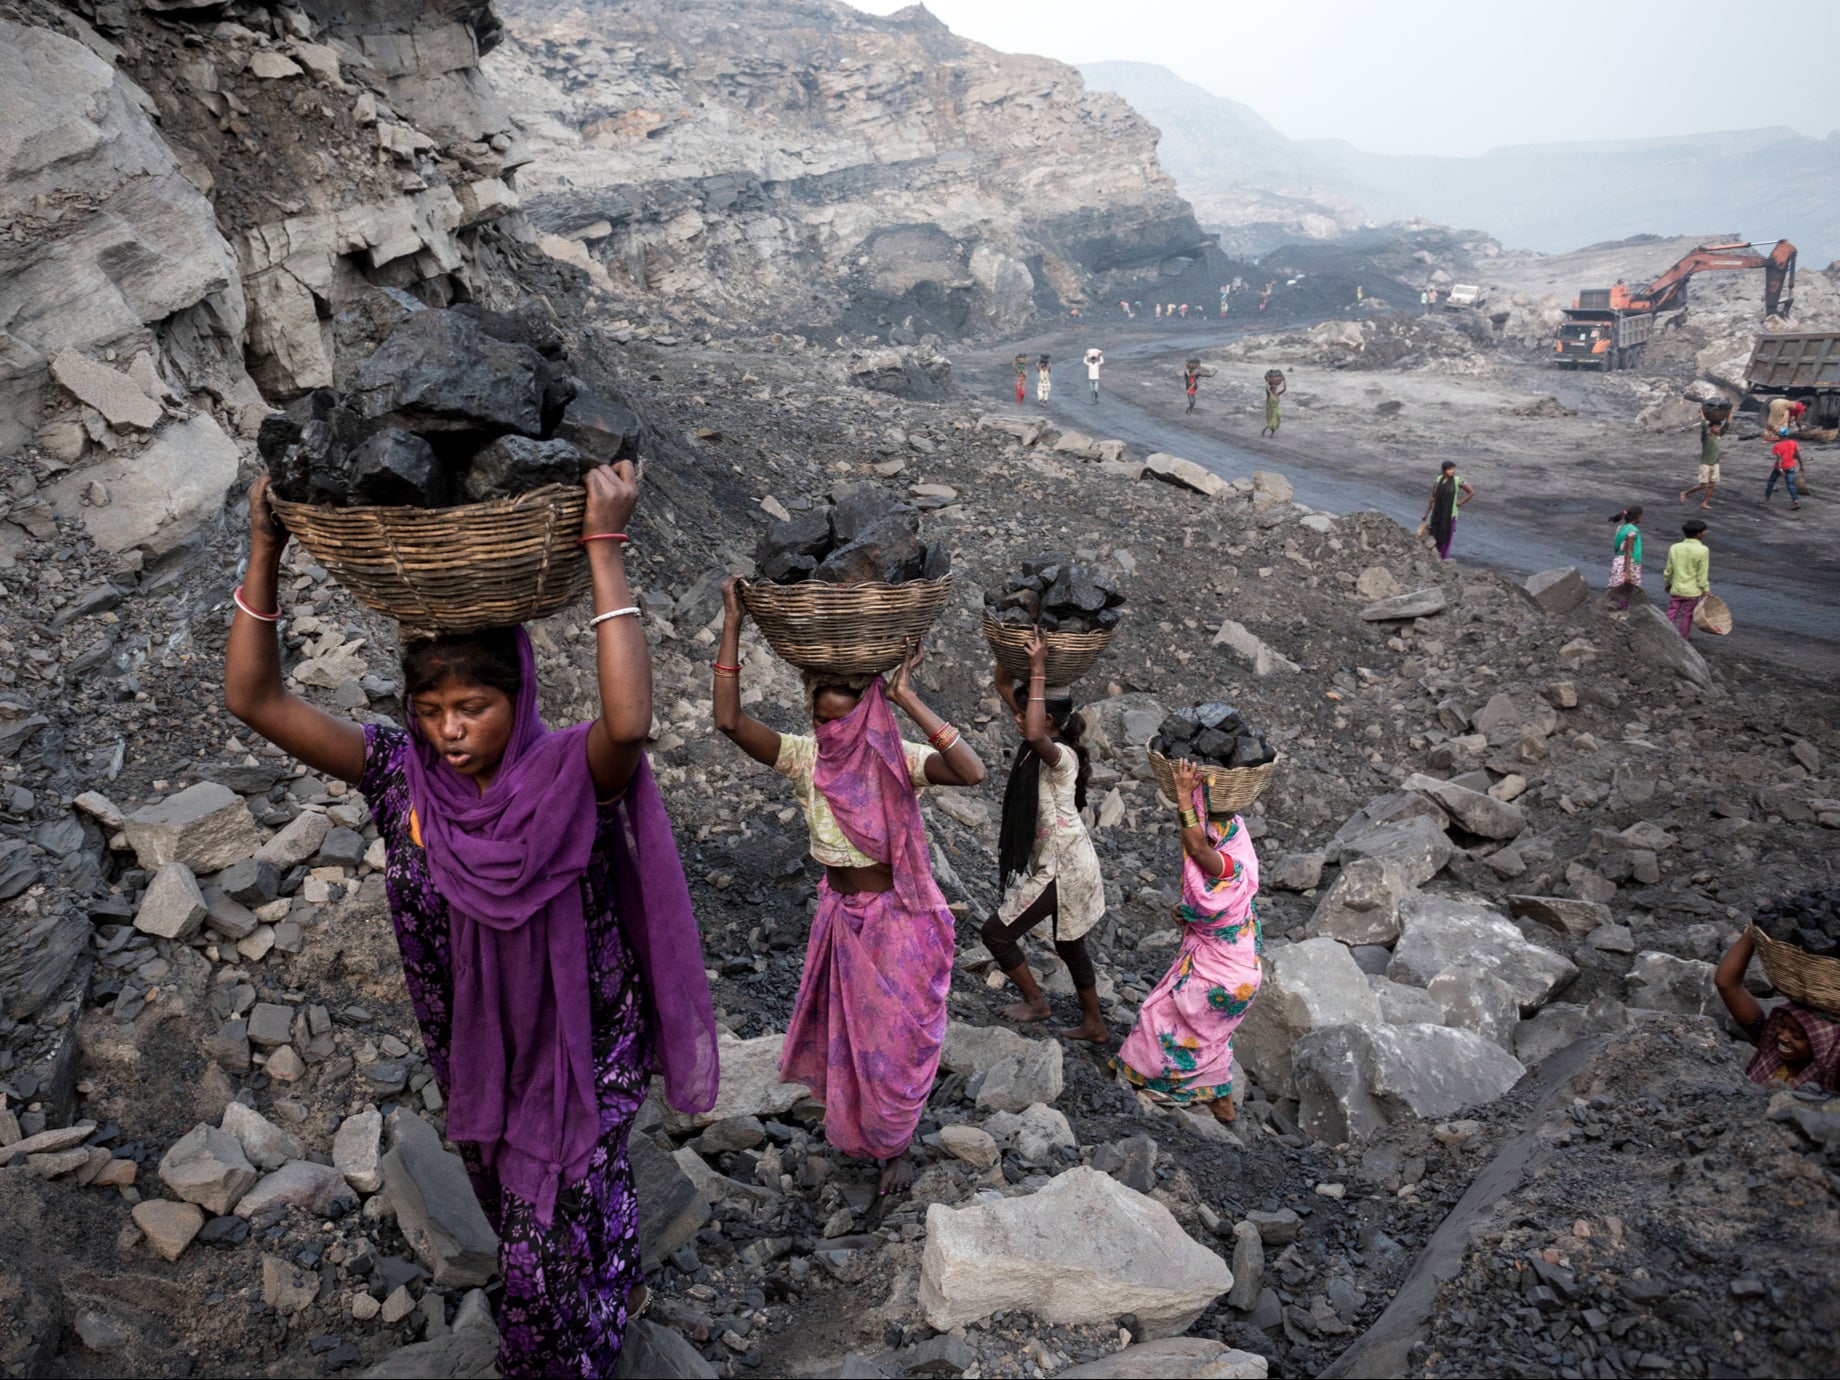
224,477,367,784
581,463,651,800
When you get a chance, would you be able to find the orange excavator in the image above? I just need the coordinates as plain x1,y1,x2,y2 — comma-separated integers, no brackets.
1554,239,1797,371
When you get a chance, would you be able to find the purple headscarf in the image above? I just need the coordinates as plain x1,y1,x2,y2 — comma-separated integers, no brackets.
811,677,949,917
403,628,716,1225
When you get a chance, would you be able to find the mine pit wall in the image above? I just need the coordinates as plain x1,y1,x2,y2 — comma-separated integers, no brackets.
491,0,1229,337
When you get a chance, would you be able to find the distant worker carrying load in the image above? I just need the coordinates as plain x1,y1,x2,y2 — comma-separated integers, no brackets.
1184,358,1203,414
1012,353,1028,405
1037,354,1052,408
1261,370,1286,436
1084,347,1104,404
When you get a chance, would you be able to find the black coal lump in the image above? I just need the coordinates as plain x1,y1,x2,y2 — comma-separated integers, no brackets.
347,428,447,508
457,435,587,503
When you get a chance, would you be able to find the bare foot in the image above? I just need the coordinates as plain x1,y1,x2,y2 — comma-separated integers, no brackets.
878,1156,916,1196
1679,489,1691,503
1211,1097,1238,1124
1699,503,1713,511
1000,998,1052,1022
1058,1018,1110,1043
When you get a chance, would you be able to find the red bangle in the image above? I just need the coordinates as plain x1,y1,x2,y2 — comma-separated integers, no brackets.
233,585,281,622
711,661,741,674
578,532,629,546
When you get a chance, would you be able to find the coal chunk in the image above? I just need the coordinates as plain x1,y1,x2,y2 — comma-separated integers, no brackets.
1151,705,1272,768
829,482,902,546
347,310,546,440
555,387,642,466
984,558,1128,633
457,435,588,503
814,515,927,585
348,428,447,508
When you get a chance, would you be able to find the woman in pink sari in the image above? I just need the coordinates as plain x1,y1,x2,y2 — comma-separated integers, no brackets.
713,580,987,1192
1115,758,1262,1123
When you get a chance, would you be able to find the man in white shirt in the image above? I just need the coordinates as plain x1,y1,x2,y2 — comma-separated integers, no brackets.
1084,348,1103,404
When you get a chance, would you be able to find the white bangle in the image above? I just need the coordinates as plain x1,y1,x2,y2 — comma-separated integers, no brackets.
589,606,641,629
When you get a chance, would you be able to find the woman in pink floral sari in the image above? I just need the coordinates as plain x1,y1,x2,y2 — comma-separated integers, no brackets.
1115,758,1262,1123
713,582,987,1192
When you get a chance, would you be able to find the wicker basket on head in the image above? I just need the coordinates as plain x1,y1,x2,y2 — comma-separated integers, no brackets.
1148,747,1280,816
269,485,588,635
739,576,951,675
981,614,1116,686
1749,924,1840,1018
1692,594,1733,636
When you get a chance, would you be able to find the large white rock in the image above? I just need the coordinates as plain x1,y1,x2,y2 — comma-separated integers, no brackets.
158,1122,259,1216
0,22,247,454
1626,603,1713,689
1143,453,1230,499
220,1101,304,1172
1293,1023,1525,1142
122,780,262,873
1213,619,1300,676
1060,1337,1269,1378
51,414,242,554
1624,951,1720,1017
666,1031,809,1130
1402,774,1526,840
1302,858,1418,946
1388,895,1577,1012
919,1168,1231,1337
1235,938,1381,1097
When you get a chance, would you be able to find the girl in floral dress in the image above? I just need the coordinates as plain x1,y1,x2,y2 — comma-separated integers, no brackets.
1114,758,1262,1122
225,463,717,1375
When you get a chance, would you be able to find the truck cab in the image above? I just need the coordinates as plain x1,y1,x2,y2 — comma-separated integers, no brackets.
1445,284,1484,309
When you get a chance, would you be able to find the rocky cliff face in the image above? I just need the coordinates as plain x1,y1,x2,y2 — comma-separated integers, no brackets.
0,0,532,549
488,0,1219,337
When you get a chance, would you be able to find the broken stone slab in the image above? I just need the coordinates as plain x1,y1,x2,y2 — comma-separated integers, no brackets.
1508,895,1611,939
982,1103,1075,1162
50,414,242,555
1626,603,1713,689
262,1254,319,1315
664,1031,809,1131
236,1159,357,1218
632,1131,709,1273
1428,964,1520,1049
255,810,331,868
158,1122,259,1215
1513,1003,1593,1066
1368,975,1446,1025
50,349,161,431
1213,619,1300,676
974,1040,1064,1113
1325,792,1448,863
220,1101,304,1172
1355,566,1400,600
122,782,262,873
132,1199,205,1262
1624,951,1719,1017
134,862,208,941
1142,453,1230,499
1236,938,1382,1098
612,1319,718,1380
1335,813,1453,884
1059,1337,1269,1379
1359,589,1446,621
1293,1023,1526,1143
380,1109,498,1287
1388,895,1578,1013
938,1022,1041,1076
1262,851,1325,892
1402,774,1526,840
334,1107,384,1193
1302,858,1419,946
938,1124,999,1169
919,1167,1231,1337
1225,1219,1263,1312
1522,567,1589,615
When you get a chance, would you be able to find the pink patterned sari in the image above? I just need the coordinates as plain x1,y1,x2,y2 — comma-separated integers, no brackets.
778,679,954,1161
1115,794,1263,1104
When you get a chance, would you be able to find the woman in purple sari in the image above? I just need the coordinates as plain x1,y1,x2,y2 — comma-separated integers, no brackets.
713,579,987,1193
225,463,717,1376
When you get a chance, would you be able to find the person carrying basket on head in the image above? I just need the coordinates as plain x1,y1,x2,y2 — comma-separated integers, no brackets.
712,583,987,1195
1037,353,1053,408
980,631,1108,1044
1012,353,1028,405
1261,370,1286,437
225,464,718,1377
1113,758,1263,1124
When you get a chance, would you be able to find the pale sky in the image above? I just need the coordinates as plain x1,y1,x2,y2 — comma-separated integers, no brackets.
848,0,1840,157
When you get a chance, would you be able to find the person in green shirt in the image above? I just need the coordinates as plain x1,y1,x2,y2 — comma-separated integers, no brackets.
1679,417,1724,510
1662,518,1711,639
1606,505,1644,611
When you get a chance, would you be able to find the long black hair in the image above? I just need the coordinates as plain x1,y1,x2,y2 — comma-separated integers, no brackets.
997,697,1091,891
402,629,522,699
1608,505,1644,525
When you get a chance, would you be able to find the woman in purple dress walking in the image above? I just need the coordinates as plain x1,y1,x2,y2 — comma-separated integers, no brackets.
225,463,718,1376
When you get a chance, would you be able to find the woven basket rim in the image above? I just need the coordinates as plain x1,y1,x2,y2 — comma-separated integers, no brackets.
1749,924,1840,1017
269,482,585,523
738,574,953,598
1147,747,1280,813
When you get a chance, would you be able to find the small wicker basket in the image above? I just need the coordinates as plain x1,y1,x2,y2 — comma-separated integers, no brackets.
270,485,588,634
1148,747,1280,815
739,576,952,674
1692,594,1733,635
1750,925,1840,1018
981,614,1116,686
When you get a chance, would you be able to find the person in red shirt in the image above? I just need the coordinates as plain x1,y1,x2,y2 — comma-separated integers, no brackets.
1766,436,1803,510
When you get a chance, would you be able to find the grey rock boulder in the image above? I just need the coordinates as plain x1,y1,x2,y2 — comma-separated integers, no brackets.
1236,938,1382,1097
1359,588,1446,621
1522,566,1589,615
1624,951,1720,1017
219,1101,304,1172
1508,894,1612,939
975,1039,1065,1113
1143,453,1230,499
1389,895,1578,1012
333,1108,384,1193
134,862,208,941
1293,1023,1526,1143
1403,774,1526,840
1303,858,1418,946
380,1109,498,1288
1626,603,1713,689
122,783,262,873
235,1159,357,1218
1428,964,1521,1049
158,1123,259,1216
919,1167,1231,1337
1367,974,1445,1026
1060,1337,1269,1378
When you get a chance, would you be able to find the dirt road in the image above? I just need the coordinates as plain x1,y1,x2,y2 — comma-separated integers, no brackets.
964,324,1840,679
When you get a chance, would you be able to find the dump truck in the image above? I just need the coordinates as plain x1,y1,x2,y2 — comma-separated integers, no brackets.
1555,308,1654,371
1444,284,1485,309
1554,239,1797,373
1745,331,1840,427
